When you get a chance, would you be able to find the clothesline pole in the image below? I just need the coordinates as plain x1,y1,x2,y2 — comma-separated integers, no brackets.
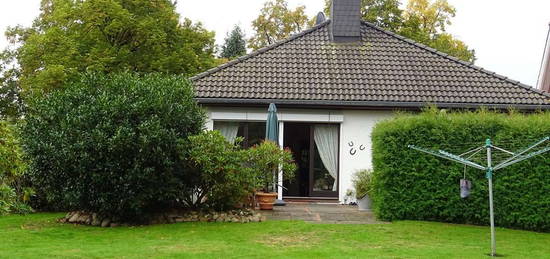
408,136,549,257
486,139,496,257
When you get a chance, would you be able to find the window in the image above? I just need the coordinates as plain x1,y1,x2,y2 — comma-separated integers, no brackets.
213,121,266,148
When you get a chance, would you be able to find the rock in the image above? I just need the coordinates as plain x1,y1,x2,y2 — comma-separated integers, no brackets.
91,213,101,226
65,211,74,220
166,211,180,218
84,215,92,225
68,212,80,223
101,218,111,227
253,214,262,222
73,212,88,223
61,209,260,226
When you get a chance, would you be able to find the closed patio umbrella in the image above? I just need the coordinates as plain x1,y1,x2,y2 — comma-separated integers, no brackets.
265,103,279,143
265,103,285,206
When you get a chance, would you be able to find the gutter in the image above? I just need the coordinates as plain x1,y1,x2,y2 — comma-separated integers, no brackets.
196,98,550,111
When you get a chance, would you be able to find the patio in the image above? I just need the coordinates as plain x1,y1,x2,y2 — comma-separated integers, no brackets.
261,203,384,224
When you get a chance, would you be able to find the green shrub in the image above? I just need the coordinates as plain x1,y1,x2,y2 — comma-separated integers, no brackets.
247,141,297,192
0,120,33,215
0,183,15,215
20,73,205,221
352,169,373,199
187,131,255,210
371,108,550,231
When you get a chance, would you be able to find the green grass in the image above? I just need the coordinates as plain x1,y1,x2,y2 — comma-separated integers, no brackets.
1,213,549,258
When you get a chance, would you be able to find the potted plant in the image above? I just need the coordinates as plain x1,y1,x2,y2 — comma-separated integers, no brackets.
352,169,373,211
344,189,355,205
247,141,296,210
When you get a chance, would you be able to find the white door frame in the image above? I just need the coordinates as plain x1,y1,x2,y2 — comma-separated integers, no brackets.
277,121,284,200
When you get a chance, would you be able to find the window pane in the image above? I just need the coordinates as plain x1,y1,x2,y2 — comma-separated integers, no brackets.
246,122,266,148
236,123,246,147
212,121,266,148
213,121,239,144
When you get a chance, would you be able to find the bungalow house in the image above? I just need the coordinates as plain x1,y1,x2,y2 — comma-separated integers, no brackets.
191,0,550,203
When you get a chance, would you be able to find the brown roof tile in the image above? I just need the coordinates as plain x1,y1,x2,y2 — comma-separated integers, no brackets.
191,20,550,109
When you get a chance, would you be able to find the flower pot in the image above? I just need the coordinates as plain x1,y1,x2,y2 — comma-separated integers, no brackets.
357,194,372,211
255,192,278,210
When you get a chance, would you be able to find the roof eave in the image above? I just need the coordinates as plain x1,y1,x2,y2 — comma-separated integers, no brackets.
196,98,550,111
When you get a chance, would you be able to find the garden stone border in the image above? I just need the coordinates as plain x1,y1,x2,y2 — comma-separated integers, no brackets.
58,209,265,227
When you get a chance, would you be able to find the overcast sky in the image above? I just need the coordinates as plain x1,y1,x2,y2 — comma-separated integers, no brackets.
1,0,549,87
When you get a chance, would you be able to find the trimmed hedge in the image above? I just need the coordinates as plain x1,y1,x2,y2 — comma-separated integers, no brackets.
371,109,550,232
20,73,205,221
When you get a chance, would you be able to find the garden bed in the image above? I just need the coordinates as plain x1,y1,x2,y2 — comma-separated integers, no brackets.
58,209,264,227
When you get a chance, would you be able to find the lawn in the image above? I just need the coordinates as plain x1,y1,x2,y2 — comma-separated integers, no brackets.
1,213,549,258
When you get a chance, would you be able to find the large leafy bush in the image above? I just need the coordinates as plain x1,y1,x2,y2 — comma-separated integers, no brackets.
371,109,550,231
0,121,32,215
247,141,297,192
187,131,255,210
20,73,205,221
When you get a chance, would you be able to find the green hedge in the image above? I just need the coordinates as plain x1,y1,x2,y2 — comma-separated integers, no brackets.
371,109,550,232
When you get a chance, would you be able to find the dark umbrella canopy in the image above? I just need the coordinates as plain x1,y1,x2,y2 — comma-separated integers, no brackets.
266,103,285,205
265,103,279,143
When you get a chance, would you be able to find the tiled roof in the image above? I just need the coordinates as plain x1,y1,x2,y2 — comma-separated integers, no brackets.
192,20,550,109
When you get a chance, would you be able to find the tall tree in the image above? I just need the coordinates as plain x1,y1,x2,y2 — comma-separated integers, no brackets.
0,49,23,119
323,0,475,62
400,0,475,62
220,25,247,59
0,0,217,96
324,0,402,31
249,0,312,50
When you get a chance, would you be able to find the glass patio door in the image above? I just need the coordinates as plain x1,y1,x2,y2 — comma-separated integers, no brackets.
309,124,339,197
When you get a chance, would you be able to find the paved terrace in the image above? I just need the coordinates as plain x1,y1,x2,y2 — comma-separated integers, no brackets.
261,203,385,224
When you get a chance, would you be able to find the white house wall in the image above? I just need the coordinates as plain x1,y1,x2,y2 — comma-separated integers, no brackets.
338,110,394,202
205,106,394,202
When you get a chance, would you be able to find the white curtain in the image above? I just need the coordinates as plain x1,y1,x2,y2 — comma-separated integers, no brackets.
314,124,339,191
214,122,239,144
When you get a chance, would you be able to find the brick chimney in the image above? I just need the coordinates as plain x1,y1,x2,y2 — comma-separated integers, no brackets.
330,0,362,43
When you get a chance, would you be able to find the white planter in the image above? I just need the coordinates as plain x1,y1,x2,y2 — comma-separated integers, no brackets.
357,195,372,211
